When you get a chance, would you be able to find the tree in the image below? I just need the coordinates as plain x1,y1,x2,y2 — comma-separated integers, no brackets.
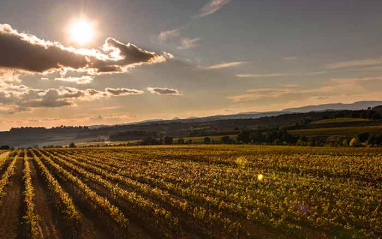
237,130,251,144
177,138,185,144
342,139,349,146
368,134,382,146
203,137,211,144
69,142,77,148
164,136,173,145
358,133,370,143
221,136,233,144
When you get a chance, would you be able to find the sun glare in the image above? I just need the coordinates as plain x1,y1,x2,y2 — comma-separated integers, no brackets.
69,19,94,45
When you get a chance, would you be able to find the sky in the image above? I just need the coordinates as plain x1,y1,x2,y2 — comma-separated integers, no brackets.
1,0,382,130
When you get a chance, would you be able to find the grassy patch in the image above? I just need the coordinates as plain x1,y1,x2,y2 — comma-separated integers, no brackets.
289,125,382,136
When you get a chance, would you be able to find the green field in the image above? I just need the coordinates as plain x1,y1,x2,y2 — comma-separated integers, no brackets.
289,125,382,136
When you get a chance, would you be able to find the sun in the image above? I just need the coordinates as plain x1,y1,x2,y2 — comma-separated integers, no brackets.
69,19,94,45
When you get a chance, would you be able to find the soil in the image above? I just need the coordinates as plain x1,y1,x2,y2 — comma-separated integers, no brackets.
0,157,25,239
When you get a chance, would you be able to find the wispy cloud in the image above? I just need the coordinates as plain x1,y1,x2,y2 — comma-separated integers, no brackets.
205,61,246,69
147,87,181,95
228,76,382,103
328,58,382,69
55,76,94,84
227,86,330,103
158,28,181,41
178,37,200,50
236,73,289,78
93,106,123,111
305,71,328,76
197,0,232,18
331,76,382,84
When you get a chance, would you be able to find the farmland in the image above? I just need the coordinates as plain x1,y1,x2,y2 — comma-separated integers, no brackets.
289,125,382,137
0,145,381,239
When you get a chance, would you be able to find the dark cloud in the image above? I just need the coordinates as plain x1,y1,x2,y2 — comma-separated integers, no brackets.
106,88,144,96
0,24,172,74
147,87,181,95
0,82,145,112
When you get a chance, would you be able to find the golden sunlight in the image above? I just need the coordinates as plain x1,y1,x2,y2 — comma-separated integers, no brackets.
69,19,94,45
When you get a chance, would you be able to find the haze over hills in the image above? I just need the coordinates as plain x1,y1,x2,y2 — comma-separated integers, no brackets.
1,101,382,147
91,101,382,128
154,101,382,123
282,101,382,113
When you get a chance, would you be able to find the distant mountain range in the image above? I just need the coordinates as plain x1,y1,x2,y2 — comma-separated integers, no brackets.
2,100,382,147
282,101,382,113
113,101,382,126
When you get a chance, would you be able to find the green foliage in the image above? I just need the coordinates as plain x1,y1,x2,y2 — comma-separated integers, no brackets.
38,145,382,238
237,128,298,145
203,137,211,144
177,138,185,144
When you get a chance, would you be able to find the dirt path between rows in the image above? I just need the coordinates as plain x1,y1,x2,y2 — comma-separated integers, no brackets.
30,159,62,239
0,157,25,239
50,174,110,239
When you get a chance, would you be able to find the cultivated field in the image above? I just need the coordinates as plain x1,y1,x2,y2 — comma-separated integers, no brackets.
289,125,382,136
0,146,381,239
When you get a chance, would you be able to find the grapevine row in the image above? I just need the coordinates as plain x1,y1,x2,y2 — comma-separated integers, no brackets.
32,150,129,232
23,150,41,239
0,150,21,203
40,150,185,239
29,150,81,237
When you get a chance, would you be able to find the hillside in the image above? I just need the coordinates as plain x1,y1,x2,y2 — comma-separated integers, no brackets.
0,102,381,147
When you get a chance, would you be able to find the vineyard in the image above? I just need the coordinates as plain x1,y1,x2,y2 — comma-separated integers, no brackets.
0,145,381,239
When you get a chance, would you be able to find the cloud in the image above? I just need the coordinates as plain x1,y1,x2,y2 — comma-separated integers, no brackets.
330,76,382,84
105,88,144,96
228,76,382,103
147,87,181,95
205,61,246,69
236,73,289,78
55,76,94,84
197,0,232,18
305,71,328,76
327,58,382,69
178,37,200,50
158,27,200,50
158,28,181,41
0,69,23,83
0,74,145,112
0,24,172,74
89,113,134,121
228,85,346,103
93,106,123,111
